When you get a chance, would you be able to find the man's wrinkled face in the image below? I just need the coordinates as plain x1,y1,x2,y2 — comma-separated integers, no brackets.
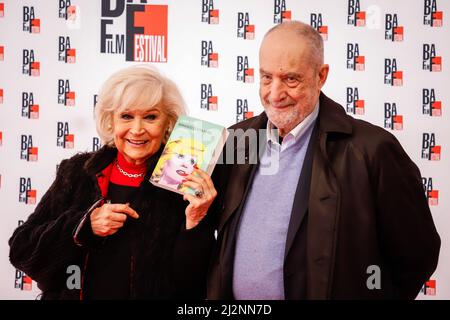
259,29,328,136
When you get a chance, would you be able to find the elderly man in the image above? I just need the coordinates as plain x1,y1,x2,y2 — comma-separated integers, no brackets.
208,21,440,300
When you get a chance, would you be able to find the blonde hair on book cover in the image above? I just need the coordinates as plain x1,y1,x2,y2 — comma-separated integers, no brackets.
151,138,206,191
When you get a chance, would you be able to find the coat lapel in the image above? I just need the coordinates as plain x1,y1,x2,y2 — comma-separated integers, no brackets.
306,131,339,299
218,113,268,235
306,93,352,299
284,123,318,259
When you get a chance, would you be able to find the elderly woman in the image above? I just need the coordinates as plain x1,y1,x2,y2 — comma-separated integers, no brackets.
9,65,217,299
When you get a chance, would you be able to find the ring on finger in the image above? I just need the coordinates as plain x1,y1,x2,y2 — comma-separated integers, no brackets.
194,189,204,198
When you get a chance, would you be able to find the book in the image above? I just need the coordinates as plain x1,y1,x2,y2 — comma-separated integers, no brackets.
150,115,229,196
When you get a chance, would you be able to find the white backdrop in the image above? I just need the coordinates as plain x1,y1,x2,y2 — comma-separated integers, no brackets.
0,0,448,300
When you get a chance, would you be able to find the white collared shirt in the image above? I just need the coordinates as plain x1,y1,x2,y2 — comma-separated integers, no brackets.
266,101,320,152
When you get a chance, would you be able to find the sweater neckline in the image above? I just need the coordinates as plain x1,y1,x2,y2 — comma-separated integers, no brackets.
117,152,147,174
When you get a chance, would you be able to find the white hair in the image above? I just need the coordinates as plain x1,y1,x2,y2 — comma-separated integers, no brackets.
95,65,186,146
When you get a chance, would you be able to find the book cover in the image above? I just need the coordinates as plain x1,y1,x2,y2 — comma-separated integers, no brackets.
150,115,229,195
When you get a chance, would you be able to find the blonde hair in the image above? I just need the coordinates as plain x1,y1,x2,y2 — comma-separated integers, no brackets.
151,138,206,190
95,65,186,146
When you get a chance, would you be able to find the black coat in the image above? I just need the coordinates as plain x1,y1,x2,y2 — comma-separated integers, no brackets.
9,146,215,299
208,93,441,299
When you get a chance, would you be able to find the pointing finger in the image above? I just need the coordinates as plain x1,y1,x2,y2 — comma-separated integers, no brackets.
110,203,139,219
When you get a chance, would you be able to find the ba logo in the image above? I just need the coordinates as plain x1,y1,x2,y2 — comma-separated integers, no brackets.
201,41,218,68
421,133,441,161
347,43,365,71
310,13,328,41
0,88,3,104
384,59,403,86
236,56,254,83
0,131,2,146
422,177,439,206
101,0,168,63
92,137,102,152
236,99,254,123
19,177,37,204
384,103,403,130
58,36,76,63
422,88,442,116
58,79,75,106
22,49,40,76
200,84,218,111
59,0,77,20
23,6,40,33
14,270,32,291
274,0,291,24
0,3,4,18
385,14,403,41
0,45,3,61
421,280,436,295
21,92,39,119
347,0,366,26
201,0,219,24
20,135,38,162
424,0,443,27
57,122,75,148
423,44,442,72
346,87,364,115
237,12,254,40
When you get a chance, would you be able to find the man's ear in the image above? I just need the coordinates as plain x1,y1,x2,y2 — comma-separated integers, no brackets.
318,64,329,89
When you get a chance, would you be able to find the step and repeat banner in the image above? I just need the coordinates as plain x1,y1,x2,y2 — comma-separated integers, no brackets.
0,0,448,299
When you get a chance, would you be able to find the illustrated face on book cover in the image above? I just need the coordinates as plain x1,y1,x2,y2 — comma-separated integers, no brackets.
153,138,205,191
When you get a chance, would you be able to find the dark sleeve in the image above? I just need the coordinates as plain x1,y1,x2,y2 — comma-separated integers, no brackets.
73,198,106,248
8,159,91,291
170,158,229,299
171,205,217,299
371,134,441,299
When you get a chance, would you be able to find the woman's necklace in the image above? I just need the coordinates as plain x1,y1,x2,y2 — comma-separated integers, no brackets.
115,161,145,178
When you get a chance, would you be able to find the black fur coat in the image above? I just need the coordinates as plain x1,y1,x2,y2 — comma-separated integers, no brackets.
9,146,215,299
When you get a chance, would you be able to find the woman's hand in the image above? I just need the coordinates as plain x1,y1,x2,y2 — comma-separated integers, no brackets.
182,168,217,230
90,203,139,237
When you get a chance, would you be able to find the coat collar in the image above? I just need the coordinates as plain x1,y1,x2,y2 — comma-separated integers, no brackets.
84,145,117,177
83,144,164,178
317,92,353,135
